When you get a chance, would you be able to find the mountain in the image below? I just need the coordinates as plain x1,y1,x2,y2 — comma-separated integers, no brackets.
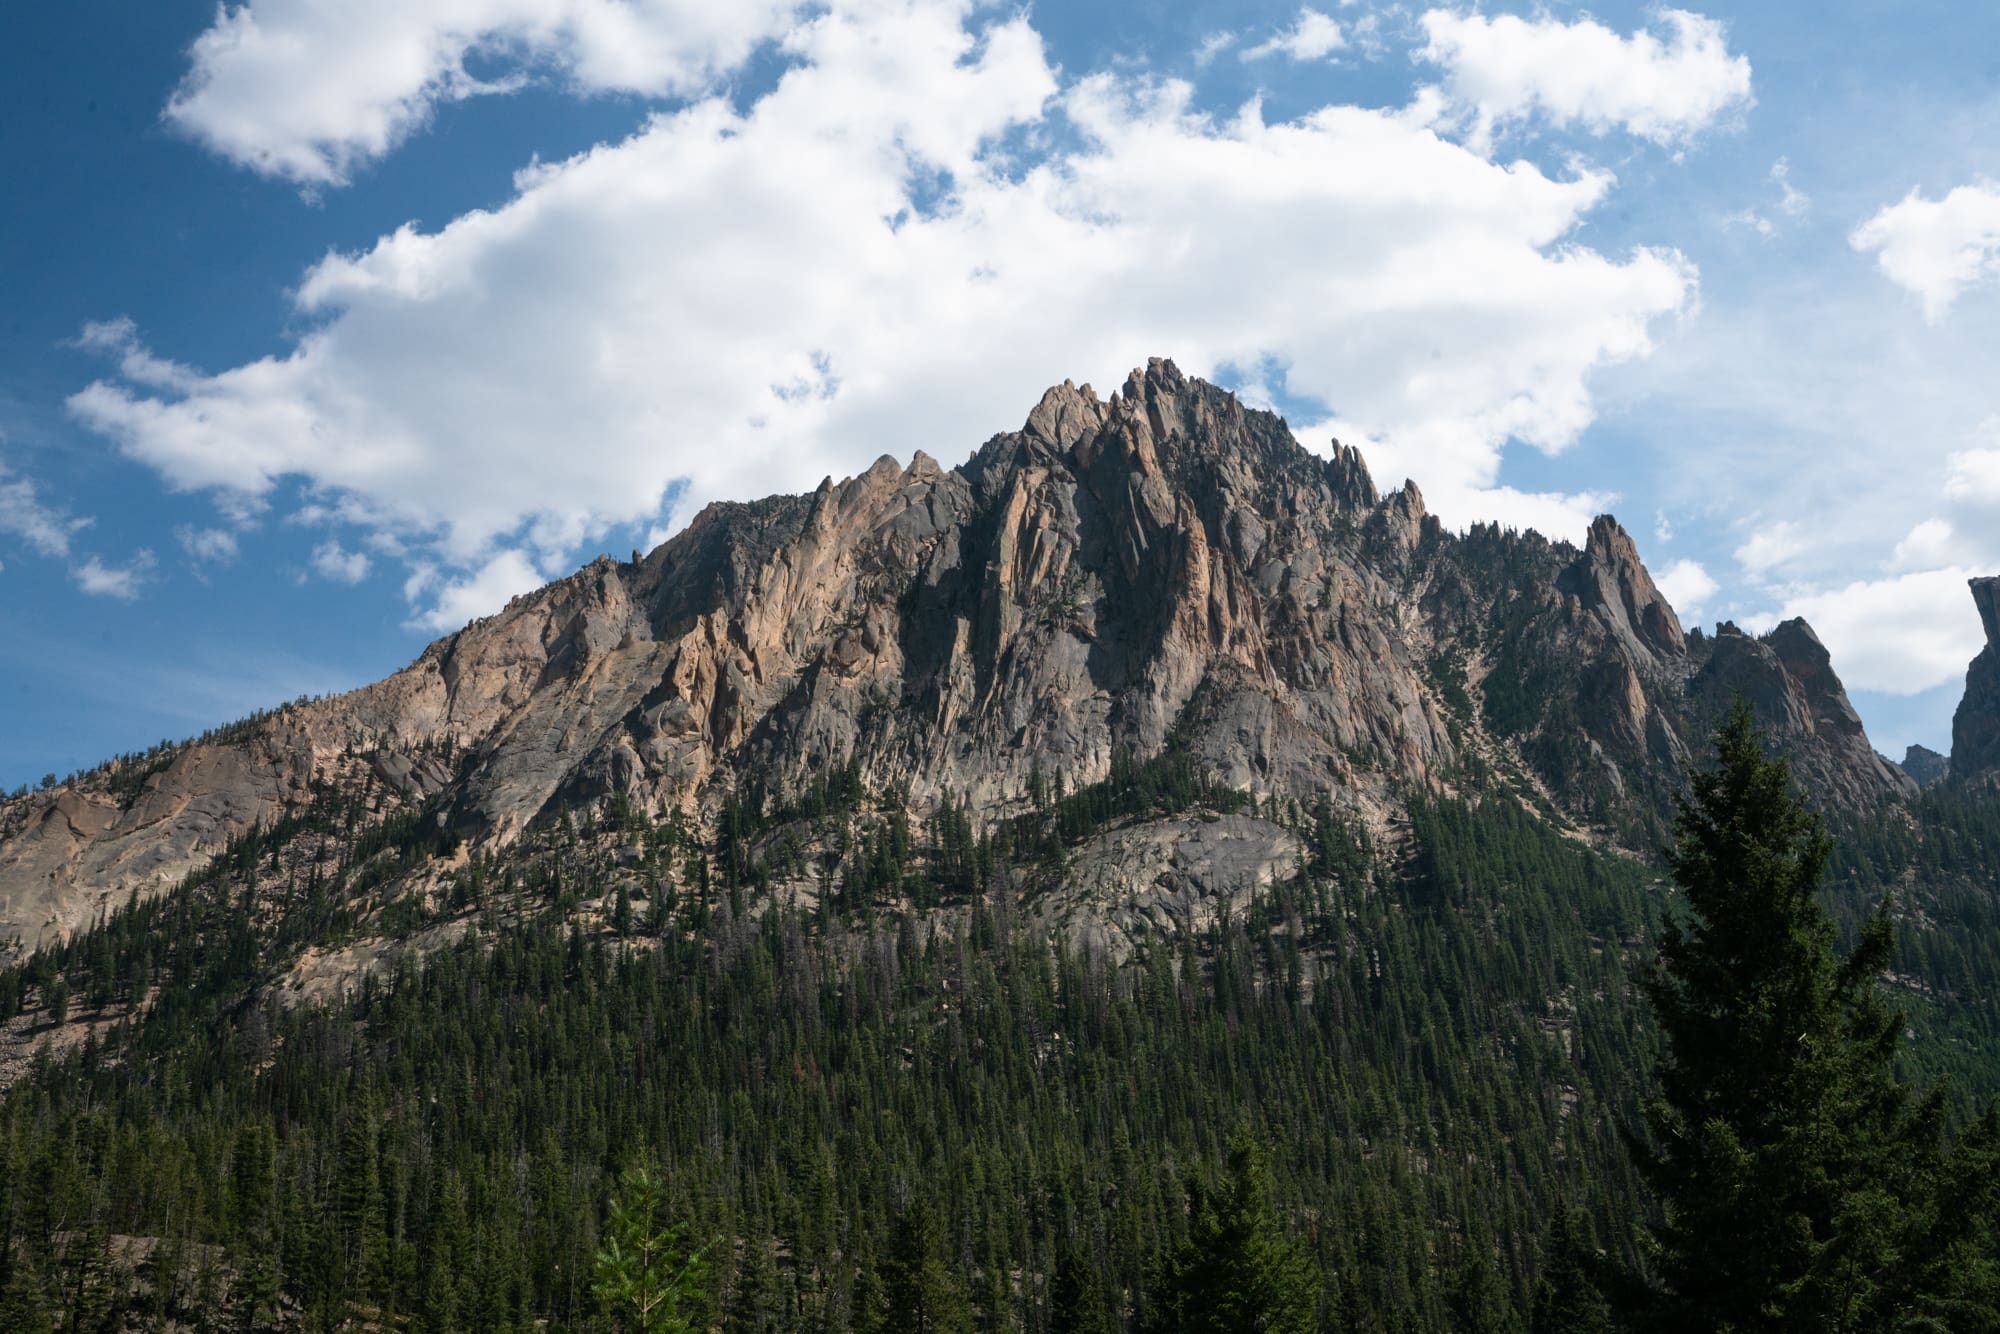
1902,743,1951,788
4,362,1998,1332
0,359,1912,956
1952,576,2000,783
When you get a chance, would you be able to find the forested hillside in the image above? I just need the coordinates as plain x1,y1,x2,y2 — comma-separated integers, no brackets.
3,369,1998,1329
2,725,1998,1330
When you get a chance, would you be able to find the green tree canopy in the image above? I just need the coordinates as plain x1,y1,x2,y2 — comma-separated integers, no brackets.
1630,700,1992,1330
594,1165,711,1334
1145,1131,1321,1334
882,1196,969,1334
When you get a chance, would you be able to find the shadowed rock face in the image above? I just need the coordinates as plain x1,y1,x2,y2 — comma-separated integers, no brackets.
1902,745,1950,789
1688,620,1914,811
0,360,1915,949
1951,577,2000,783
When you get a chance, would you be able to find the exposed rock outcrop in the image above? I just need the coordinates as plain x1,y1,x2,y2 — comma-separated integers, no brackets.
1686,620,1914,809
1950,577,2000,783
1559,515,1686,663
0,360,1916,950
1901,744,1950,789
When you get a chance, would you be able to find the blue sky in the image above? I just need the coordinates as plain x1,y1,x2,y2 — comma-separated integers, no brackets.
3,0,1998,790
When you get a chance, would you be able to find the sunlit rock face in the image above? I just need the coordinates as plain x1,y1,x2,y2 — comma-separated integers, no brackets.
0,361,1915,949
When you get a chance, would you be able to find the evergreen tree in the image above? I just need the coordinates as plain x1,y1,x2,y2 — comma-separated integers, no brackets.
63,1222,113,1334
1145,1132,1320,1334
1628,701,1977,1330
43,976,67,1026
1050,1248,1116,1334
726,1232,780,1333
1447,1251,1520,1334
0,1250,52,1334
1527,1210,1607,1334
593,1165,711,1334
882,1196,969,1334
419,1173,469,1334
849,1255,890,1334
335,1092,388,1305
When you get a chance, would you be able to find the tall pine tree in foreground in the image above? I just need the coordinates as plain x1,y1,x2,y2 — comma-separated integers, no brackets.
1627,701,1998,1330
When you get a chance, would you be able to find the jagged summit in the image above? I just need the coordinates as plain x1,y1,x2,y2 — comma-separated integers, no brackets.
1972,576,2000,644
1902,743,1950,788
1952,576,2000,782
1560,513,1686,662
0,362,1912,950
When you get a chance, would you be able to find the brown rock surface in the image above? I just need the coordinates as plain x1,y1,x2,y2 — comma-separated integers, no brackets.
0,360,1915,952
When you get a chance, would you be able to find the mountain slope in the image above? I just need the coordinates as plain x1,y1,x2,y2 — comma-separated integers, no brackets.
0,360,1912,954
4,363,1997,1333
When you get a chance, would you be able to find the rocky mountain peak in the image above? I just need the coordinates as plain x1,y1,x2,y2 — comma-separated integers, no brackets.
1686,617,1912,806
1023,379,1108,451
1766,617,1866,740
1973,576,2000,647
1901,743,1950,788
1324,442,1379,510
0,360,1922,952
1559,513,1685,662
1952,576,2000,781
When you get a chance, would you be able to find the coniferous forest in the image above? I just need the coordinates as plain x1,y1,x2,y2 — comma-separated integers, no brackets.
3,714,2000,1330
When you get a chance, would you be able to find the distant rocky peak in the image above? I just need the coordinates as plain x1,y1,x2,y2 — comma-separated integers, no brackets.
1766,617,1865,740
1367,477,1432,553
1023,379,1108,451
1901,744,1950,788
1688,616,1913,804
1559,513,1685,662
1323,441,1380,510
1973,576,2000,647
1951,577,2000,781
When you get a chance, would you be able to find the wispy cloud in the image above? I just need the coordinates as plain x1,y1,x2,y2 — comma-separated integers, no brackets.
73,550,155,600
311,539,372,584
176,524,239,565
1241,9,1345,62
0,457,89,558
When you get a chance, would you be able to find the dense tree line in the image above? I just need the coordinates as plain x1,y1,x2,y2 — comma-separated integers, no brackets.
0,722,1996,1328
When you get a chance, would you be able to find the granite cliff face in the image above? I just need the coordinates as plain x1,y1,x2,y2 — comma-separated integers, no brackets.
1902,745,1950,789
0,361,1914,951
1950,577,2000,784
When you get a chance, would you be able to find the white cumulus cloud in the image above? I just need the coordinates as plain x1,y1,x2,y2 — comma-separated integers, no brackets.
1891,518,1957,571
1654,558,1719,619
1772,567,1986,695
1417,8,1752,148
1734,519,1804,577
165,0,805,186
1242,9,1345,63
1946,448,2000,503
1851,182,2000,322
407,549,546,631
76,0,1696,630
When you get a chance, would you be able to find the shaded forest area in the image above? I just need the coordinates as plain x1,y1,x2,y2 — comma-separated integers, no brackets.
2,727,1998,1330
